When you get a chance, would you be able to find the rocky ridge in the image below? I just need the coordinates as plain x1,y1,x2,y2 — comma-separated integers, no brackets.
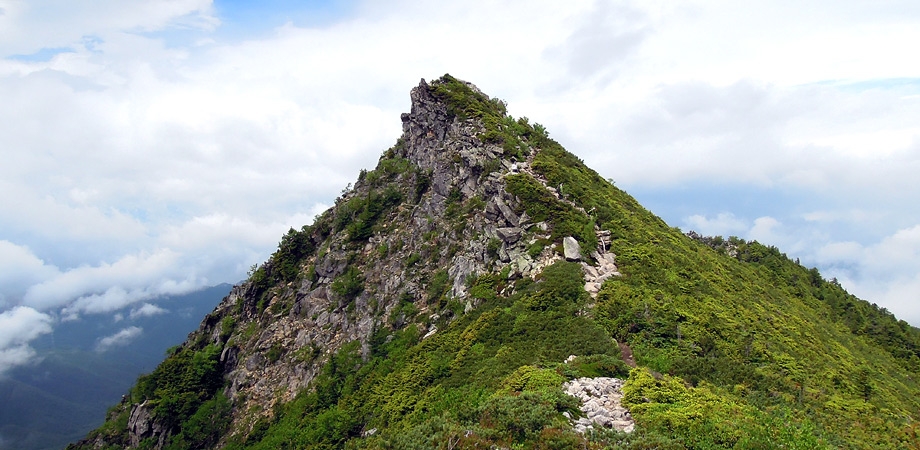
70,74,920,450
78,76,629,448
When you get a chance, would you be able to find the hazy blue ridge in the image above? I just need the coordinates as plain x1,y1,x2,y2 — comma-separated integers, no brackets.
0,284,232,450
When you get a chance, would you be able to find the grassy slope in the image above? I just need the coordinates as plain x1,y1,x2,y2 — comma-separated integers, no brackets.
544,142,920,448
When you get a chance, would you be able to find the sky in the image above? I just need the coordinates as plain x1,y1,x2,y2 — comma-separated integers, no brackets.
1,0,919,374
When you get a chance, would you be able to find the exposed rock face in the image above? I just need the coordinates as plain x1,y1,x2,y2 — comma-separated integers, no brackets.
128,402,168,448
187,77,597,442
563,377,635,434
496,227,523,244
84,76,627,448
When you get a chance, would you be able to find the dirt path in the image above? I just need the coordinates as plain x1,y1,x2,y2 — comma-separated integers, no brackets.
618,341,636,368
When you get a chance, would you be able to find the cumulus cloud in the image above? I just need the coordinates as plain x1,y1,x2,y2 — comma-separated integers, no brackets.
748,217,783,245
23,249,187,311
129,303,168,320
95,326,143,352
60,279,202,321
543,1,652,88
0,0,920,334
684,213,748,237
683,213,786,246
813,225,920,324
0,306,53,374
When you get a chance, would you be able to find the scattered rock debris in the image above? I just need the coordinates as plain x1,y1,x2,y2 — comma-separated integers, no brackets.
563,376,635,434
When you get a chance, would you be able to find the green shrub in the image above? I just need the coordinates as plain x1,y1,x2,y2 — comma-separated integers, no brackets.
331,267,364,303
406,252,421,268
427,269,451,304
163,392,231,450
266,344,283,363
132,344,224,431
499,366,565,395
505,173,597,251
527,261,587,311
479,392,560,443
486,237,501,259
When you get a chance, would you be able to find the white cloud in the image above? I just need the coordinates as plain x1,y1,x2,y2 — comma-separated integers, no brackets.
867,274,920,326
129,303,168,320
0,306,53,374
0,0,218,56
748,217,782,245
682,213,785,246
803,209,875,224
0,0,919,328
684,213,747,237
0,240,59,302
23,249,187,311
543,1,652,88
815,241,863,263
801,224,920,324
61,278,202,320
95,326,142,352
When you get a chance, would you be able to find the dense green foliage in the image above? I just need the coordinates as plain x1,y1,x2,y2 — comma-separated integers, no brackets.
73,74,920,449
425,74,920,447
506,173,597,254
331,267,365,303
71,343,230,449
224,261,625,449
132,344,225,432
335,185,404,242
430,74,508,121
431,74,538,159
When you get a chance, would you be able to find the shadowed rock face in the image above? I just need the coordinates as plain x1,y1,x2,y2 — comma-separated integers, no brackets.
128,402,168,448
73,75,621,449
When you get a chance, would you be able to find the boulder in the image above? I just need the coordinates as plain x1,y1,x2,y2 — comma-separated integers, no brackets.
563,236,582,261
496,227,523,243
493,197,520,226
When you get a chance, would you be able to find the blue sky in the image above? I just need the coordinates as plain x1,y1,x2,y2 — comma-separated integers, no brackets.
214,0,355,31
1,0,919,374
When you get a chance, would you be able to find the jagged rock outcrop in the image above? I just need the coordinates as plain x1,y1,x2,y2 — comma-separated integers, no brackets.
70,74,920,450
73,75,630,449
127,402,169,448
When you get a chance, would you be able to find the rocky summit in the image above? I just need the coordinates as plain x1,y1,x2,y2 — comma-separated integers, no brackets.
71,75,920,449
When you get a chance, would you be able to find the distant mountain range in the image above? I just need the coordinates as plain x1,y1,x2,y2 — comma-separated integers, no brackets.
0,284,231,450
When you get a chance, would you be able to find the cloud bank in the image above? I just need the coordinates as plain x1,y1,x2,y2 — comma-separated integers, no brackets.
1,0,919,371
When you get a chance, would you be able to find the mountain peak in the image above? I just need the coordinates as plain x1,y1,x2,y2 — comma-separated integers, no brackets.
70,75,920,450
396,74,509,173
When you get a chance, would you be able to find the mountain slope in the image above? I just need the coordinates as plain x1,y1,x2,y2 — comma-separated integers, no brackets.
71,75,920,449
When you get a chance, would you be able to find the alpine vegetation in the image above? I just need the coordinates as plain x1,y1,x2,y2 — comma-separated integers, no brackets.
70,75,920,449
